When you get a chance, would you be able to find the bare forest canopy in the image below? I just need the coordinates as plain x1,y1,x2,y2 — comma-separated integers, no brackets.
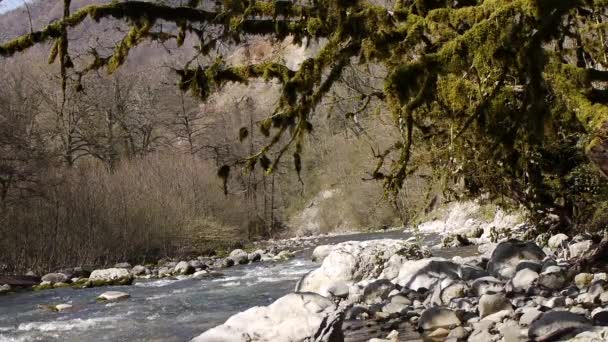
3,0,608,271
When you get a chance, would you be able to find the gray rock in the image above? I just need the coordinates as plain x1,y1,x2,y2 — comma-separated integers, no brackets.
528,311,592,341
228,249,249,265
509,268,538,292
486,240,545,280
543,296,566,308
326,281,349,299
362,279,394,304
114,262,132,269
471,276,505,296
515,260,542,273
41,273,69,284
221,258,235,268
158,267,172,278
538,266,567,290
131,265,149,276
446,326,469,341
519,307,543,326
191,293,343,342
418,307,461,330
174,261,195,275
569,240,593,259
479,293,512,319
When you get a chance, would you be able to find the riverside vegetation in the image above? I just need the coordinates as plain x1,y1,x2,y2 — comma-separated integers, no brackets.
3,0,608,341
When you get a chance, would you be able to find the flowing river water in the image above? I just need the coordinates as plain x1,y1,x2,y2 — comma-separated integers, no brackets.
0,230,476,342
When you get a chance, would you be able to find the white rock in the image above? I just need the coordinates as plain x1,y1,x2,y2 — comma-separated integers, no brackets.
55,304,72,311
519,308,543,326
575,273,594,288
89,268,133,285
311,245,334,262
479,293,512,319
228,249,249,265
510,269,538,292
548,234,569,250
191,293,342,342
569,240,593,259
418,307,461,330
97,291,130,301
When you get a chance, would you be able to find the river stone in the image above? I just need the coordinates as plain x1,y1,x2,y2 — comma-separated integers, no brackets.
55,303,72,311
174,261,195,275
515,260,542,273
393,258,467,291
41,273,69,284
298,239,424,296
326,281,349,299
229,249,249,265
471,276,505,296
191,293,343,342
362,279,394,304
528,311,592,341
520,307,543,326
538,266,567,290
591,307,608,324
0,284,11,295
418,307,461,330
510,268,538,292
131,265,148,276
486,240,545,280
569,240,593,259
248,250,263,263
89,268,133,286
97,291,130,301
312,245,334,262
479,293,512,319
575,273,594,288
114,262,132,269
548,234,569,250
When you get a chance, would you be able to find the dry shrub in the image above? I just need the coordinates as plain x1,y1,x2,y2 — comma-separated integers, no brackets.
0,154,249,274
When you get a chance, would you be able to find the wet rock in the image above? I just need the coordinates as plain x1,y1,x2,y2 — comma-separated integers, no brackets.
486,240,545,280
55,303,72,311
191,293,343,342
528,311,592,341
97,291,130,301
274,250,295,261
418,307,461,330
248,250,263,263
0,284,11,295
89,268,133,286
41,273,69,284
591,307,608,324
228,249,249,265
221,258,235,268
479,293,512,319
174,261,195,275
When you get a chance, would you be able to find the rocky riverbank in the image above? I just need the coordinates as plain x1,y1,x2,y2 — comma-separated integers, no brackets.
193,233,608,342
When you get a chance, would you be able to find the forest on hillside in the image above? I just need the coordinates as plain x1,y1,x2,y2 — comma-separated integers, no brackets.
2,0,608,274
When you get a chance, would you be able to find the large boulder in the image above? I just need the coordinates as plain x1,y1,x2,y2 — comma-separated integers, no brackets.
393,258,477,291
88,268,133,286
191,293,343,342
528,311,592,341
486,240,545,279
297,239,427,296
229,249,249,265
312,245,334,262
174,261,195,275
